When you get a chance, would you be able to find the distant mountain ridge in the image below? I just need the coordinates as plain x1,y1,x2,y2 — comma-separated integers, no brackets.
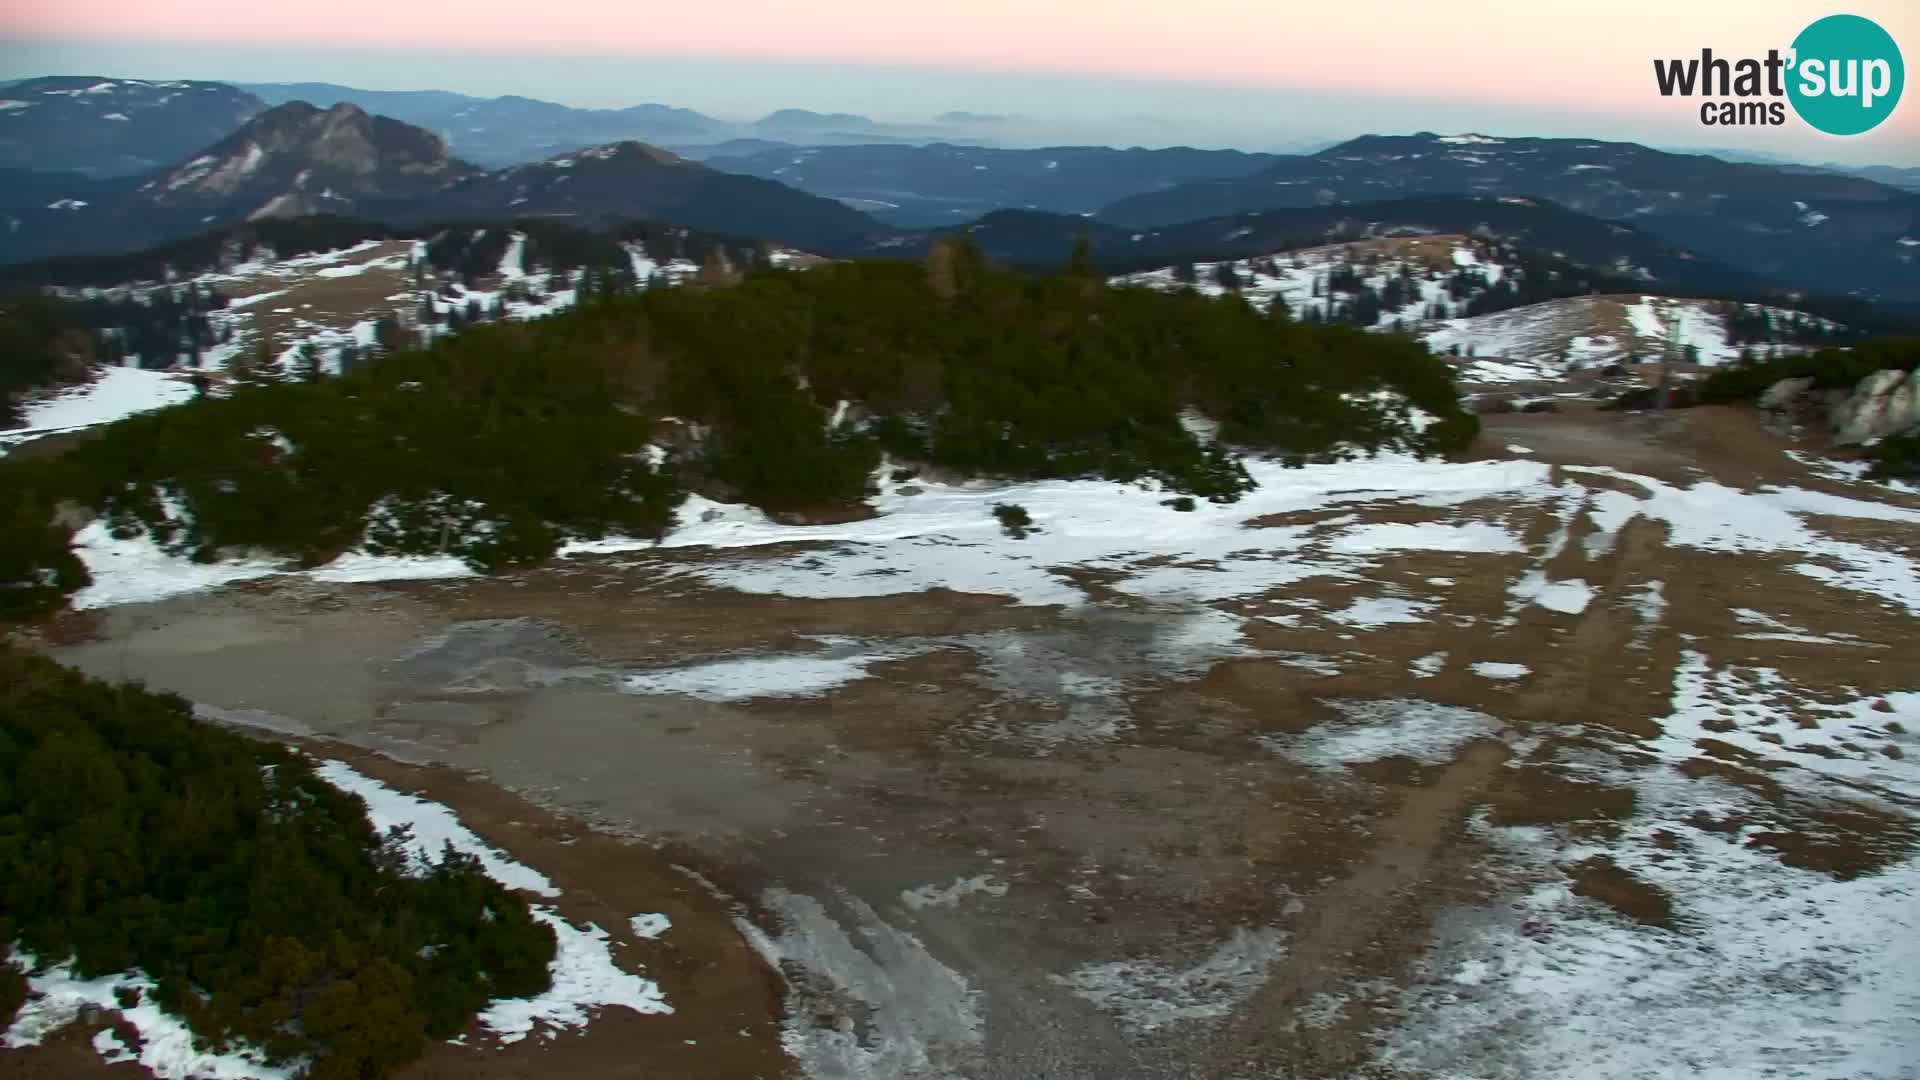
703,142,1284,226
241,82,724,166
1,102,889,262
1096,131,1920,301
0,76,264,177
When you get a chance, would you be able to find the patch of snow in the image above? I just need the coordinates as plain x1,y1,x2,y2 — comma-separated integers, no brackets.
313,760,558,896
67,523,282,610
3,366,195,447
629,913,671,939
1328,521,1522,555
1470,662,1530,680
306,552,477,583
4,949,296,1079
1410,651,1449,678
1565,467,1920,616
1509,571,1595,614
91,1028,136,1063
498,232,527,279
901,875,1008,910
632,456,1555,610
1327,596,1433,629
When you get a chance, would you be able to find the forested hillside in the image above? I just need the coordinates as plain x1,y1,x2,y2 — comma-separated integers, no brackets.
0,644,557,1078
0,242,1478,616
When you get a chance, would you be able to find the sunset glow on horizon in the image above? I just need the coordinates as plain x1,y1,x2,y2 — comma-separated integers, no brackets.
3,0,1915,161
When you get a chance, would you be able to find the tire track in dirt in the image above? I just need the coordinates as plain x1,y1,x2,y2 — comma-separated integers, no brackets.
1209,472,1675,1074
1207,738,1509,1075
1508,511,1671,735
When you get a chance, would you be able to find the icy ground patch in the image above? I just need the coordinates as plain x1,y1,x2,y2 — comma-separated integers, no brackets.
1270,698,1504,768
620,637,926,702
736,887,984,1079
314,762,671,1044
1053,928,1288,1032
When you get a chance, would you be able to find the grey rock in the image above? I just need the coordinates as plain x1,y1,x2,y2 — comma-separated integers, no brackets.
1832,368,1912,446
1758,376,1815,409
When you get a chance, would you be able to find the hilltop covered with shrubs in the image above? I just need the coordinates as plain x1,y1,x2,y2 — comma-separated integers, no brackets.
1,242,1479,616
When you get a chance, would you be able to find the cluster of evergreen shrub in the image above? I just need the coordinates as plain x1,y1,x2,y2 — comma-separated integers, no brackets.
0,644,557,1078
1,245,1478,617
1697,338,1919,403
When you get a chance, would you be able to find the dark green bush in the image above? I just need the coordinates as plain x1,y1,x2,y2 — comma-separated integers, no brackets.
1868,433,1920,482
0,645,556,1076
993,503,1034,539
1699,338,1920,404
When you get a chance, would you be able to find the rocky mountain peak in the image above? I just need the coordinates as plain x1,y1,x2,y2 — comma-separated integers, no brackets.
143,102,476,209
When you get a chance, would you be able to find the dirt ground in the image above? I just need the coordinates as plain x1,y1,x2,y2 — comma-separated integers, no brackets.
8,404,1919,1079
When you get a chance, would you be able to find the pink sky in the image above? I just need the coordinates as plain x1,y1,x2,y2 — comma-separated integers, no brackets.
4,0,1915,151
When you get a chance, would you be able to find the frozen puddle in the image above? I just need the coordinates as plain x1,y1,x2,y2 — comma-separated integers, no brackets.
736,887,984,1078
1270,698,1504,769
621,638,925,702
1054,928,1289,1031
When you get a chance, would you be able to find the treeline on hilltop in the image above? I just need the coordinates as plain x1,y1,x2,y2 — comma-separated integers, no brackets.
1,241,1477,616
0,215,769,292
0,644,557,1079
0,216,774,388
1164,242,1886,342
0,296,97,427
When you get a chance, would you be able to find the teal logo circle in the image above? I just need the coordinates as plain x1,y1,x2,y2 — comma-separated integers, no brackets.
1787,14,1904,135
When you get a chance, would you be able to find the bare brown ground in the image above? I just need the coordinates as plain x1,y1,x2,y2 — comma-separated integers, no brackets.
10,403,1919,1079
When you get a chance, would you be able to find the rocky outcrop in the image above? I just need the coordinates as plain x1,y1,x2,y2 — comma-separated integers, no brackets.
1757,376,1815,409
1828,367,1919,446
143,101,477,211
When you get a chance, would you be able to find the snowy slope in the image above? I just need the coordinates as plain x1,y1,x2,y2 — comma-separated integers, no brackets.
1,366,199,453
1117,238,1839,384
9,231,754,446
